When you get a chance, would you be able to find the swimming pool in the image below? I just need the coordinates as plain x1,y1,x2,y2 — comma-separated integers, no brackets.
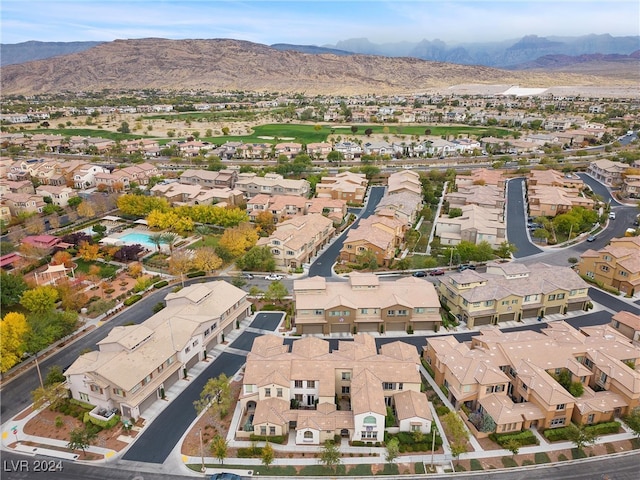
118,232,157,250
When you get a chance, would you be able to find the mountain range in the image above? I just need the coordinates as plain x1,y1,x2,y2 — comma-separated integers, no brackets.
1,38,637,96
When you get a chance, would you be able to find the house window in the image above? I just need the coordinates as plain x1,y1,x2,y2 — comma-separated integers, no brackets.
270,427,276,435
294,380,303,388
512,300,518,304
265,388,271,397
303,431,313,441
556,403,565,411
113,388,125,397
307,380,315,388
272,249,280,255
383,382,394,390
485,300,494,307
342,372,351,381
550,417,565,427
473,302,481,307
277,388,283,398
286,250,295,256
601,266,609,272
157,364,164,373
548,294,556,301
295,394,303,402
273,240,280,245
342,386,350,394
204,328,210,337
185,346,191,354
619,270,628,277
502,300,509,306
314,310,323,315
363,415,376,425
557,293,565,299
599,372,608,384
90,385,103,394
415,307,425,313
387,310,395,316
522,383,528,391
411,424,421,432
584,358,594,369
587,414,595,424
80,392,90,402
260,426,267,435
361,430,377,439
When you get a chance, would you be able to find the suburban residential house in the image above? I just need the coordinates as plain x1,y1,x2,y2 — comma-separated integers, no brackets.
363,141,393,157
375,191,423,226
306,142,333,159
528,169,584,190
257,214,335,270
66,281,251,421
455,168,506,189
527,185,595,218
151,183,244,207
436,204,506,248
424,321,640,435
235,173,310,199
0,179,35,195
274,142,303,159
294,273,441,335
340,215,406,267
333,141,363,161
73,164,110,189
587,159,628,187
610,311,640,346
35,185,77,207
0,205,11,223
238,334,432,444
2,192,46,216
316,172,368,204
447,184,505,210
438,262,590,328
621,174,640,200
305,197,347,225
387,170,422,197
246,195,347,225
179,169,238,189
578,237,640,296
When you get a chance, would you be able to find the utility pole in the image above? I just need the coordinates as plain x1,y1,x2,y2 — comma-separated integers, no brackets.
34,352,44,389
199,428,205,473
430,426,438,472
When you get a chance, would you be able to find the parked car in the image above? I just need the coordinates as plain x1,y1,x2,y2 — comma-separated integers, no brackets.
457,264,476,272
429,269,445,276
210,474,242,480
265,274,283,281
412,271,426,277
586,235,597,242
241,272,254,280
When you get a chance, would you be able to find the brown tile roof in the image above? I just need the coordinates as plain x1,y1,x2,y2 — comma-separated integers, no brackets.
393,390,432,422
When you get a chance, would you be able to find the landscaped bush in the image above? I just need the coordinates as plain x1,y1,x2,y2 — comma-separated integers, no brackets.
501,457,518,468
557,453,569,461
186,270,206,278
571,448,587,459
543,427,571,442
534,452,551,464
435,405,450,416
237,446,263,458
489,430,538,447
522,459,534,466
249,434,286,444
415,462,426,474
153,280,169,289
124,294,142,306
83,412,120,429
544,421,621,442
470,459,484,471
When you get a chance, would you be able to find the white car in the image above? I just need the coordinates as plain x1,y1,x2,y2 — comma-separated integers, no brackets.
264,274,283,281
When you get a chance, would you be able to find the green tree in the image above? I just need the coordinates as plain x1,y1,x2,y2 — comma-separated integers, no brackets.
44,365,66,386
194,373,232,420
566,423,598,450
261,441,275,467
442,411,469,465
318,440,341,472
356,249,378,271
495,241,518,259
448,207,463,218
118,121,130,134
20,286,59,315
360,164,380,181
67,196,82,208
624,407,640,438
327,150,344,164
1,271,28,308
264,280,288,304
504,438,520,457
32,382,68,410
385,437,400,464
210,435,228,464
68,427,97,455
236,246,276,272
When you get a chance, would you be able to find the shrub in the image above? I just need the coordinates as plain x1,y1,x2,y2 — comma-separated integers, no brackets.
83,412,120,429
153,302,165,313
435,405,450,416
237,446,263,458
124,294,142,306
522,459,534,466
557,453,569,461
586,421,620,436
543,427,571,442
153,280,169,289
248,434,286,444
55,416,64,428
186,270,206,278
470,459,483,471
415,462,425,474
489,430,538,447
534,452,551,464
571,448,587,459
104,288,115,294
501,456,517,468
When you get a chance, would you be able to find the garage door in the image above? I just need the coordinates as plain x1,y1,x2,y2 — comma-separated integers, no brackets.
301,325,323,335
331,323,351,334
413,321,435,331
387,322,405,332
139,390,159,415
522,308,539,319
185,354,199,371
546,306,562,315
358,322,378,333
474,315,493,326
567,302,584,312
163,370,179,390
498,312,515,322
223,321,235,336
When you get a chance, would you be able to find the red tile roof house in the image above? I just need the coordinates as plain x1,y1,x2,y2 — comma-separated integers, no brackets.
22,234,62,250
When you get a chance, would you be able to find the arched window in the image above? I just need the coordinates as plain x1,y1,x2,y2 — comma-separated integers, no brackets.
304,431,313,440
363,415,376,425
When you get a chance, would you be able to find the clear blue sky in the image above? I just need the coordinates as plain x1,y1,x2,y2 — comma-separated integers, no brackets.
1,0,638,45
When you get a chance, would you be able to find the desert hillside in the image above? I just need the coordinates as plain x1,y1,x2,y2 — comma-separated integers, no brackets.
1,38,634,96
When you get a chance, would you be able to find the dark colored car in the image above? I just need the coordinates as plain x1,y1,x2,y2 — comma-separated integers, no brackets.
412,271,426,277
429,269,445,276
457,264,477,272
210,473,243,480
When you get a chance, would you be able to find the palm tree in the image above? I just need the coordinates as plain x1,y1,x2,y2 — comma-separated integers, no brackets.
162,233,179,254
149,233,165,253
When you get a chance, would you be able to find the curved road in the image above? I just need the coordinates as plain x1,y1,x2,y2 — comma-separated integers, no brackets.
308,185,386,278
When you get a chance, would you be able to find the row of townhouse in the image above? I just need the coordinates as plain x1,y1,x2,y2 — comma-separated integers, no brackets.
93,163,159,191
610,311,640,347
438,262,590,328
424,321,640,435
257,214,335,270
150,182,244,207
340,215,406,267
246,194,347,225
455,168,506,189
294,273,441,335
65,281,251,421
316,171,368,204
447,184,505,210
235,173,310,199
239,334,433,445
527,170,594,218
587,159,629,187
578,236,640,297
436,204,506,248
179,169,238,189
374,170,423,226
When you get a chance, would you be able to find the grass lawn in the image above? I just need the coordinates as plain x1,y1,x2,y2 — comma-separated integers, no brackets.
470,459,484,471
190,464,297,475
140,110,258,122
378,464,400,475
187,234,221,249
501,456,518,468
571,448,587,459
349,464,373,476
534,452,551,464
28,128,155,141
299,465,347,476
74,258,119,278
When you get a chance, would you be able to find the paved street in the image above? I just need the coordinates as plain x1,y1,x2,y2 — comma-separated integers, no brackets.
505,178,543,258
308,185,386,277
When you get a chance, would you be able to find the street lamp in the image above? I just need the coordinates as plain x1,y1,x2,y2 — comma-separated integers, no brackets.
430,426,440,472
199,428,205,473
